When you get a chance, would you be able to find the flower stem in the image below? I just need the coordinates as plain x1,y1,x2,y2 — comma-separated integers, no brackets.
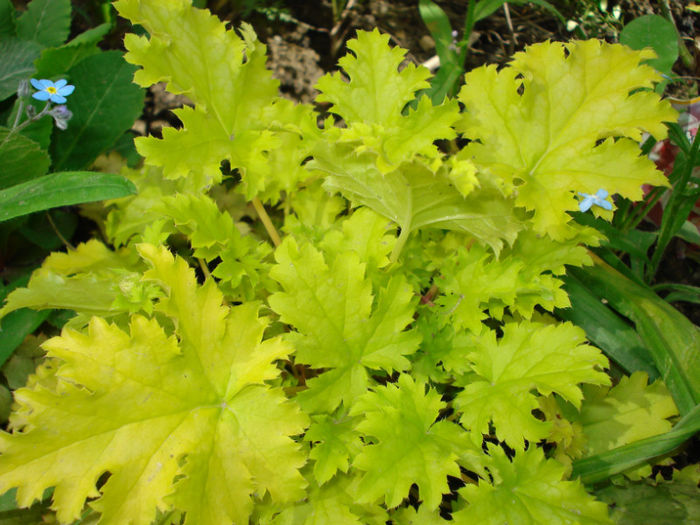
12,98,25,129
2,102,51,148
252,196,281,247
389,227,410,264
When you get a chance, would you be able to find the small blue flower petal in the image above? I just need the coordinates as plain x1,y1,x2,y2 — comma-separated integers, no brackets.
32,90,51,101
29,78,75,104
57,84,74,96
598,199,613,211
578,196,594,212
578,188,612,213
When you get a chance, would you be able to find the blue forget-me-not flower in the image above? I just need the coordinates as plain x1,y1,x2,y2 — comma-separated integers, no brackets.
578,188,613,212
30,79,75,104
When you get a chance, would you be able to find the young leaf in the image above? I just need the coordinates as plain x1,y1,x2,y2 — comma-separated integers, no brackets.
304,413,362,485
319,207,396,278
162,193,273,300
316,29,458,169
453,321,610,449
268,238,421,413
435,230,593,333
350,374,480,510
0,245,308,525
453,444,613,524
457,39,676,239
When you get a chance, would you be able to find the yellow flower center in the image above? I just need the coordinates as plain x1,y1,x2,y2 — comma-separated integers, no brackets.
46,86,57,94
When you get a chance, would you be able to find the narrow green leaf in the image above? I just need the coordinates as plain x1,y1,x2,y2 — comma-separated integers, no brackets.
522,0,567,26
473,0,566,26
558,272,659,380
472,0,507,22
418,0,455,62
423,58,464,104
620,15,679,75
50,51,145,170
0,171,137,222
572,404,700,484
569,257,700,415
0,126,50,189
0,39,41,101
15,0,71,48
653,283,700,306
0,0,15,38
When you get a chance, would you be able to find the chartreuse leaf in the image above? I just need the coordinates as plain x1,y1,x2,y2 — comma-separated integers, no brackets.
392,503,450,524
313,144,522,258
453,444,613,524
304,412,362,485
104,165,187,247
350,375,481,510
453,321,610,449
162,193,273,300
0,244,308,525
577,372,678,456
316,29,458,170
319,207,396,279
268,238,420,413
311,30,521,258
115,0,316,200
264,473,388,525
282,180,347,243
436,230,594,333
457,39,676,239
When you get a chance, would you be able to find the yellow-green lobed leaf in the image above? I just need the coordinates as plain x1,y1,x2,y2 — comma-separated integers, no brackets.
457,39,677,239
0,245,308,525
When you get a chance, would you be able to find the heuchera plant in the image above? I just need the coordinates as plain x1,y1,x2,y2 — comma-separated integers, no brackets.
0,0,681,523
